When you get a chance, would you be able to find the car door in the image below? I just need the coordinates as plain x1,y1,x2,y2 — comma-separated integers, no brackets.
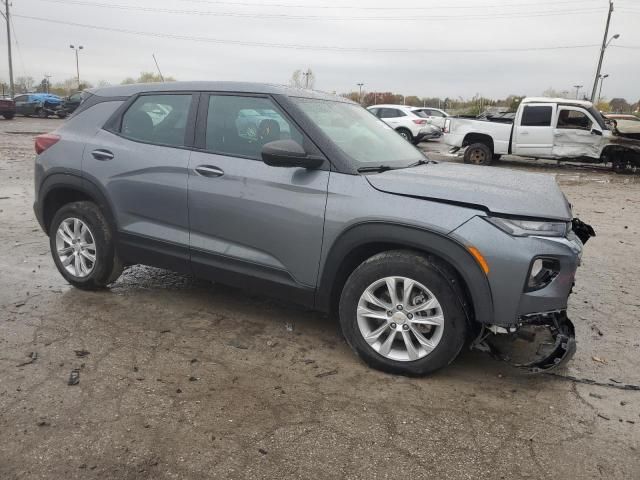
81,92,196,272
551,106,603,159
379,108,405,128
13,95,28,115
512,103,555,157
187,93,330,301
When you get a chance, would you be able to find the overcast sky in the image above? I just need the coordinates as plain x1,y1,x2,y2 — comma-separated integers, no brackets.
2,0,639,100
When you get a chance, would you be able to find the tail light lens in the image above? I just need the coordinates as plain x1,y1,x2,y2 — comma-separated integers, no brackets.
35,133,61,154
443,119,451,133
412,119,427,125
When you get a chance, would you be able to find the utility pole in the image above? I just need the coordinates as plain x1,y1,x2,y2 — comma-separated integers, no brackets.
356,83,364,104
302,69,312,89
3,0,15,98
70,44,84,89
590,0,618,102
573,85,583,99
152,54,165,82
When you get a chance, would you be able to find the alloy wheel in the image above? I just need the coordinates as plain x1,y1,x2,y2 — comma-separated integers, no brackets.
356,276,445,362
55,217,97,278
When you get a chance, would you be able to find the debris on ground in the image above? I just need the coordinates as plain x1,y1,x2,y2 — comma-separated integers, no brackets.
189,376,198,382
227,338,249,350
16,352,37,367
597,413,610,420
258,448,268,455
37,420,50,427
67,369,80,386
589,393,604,399
285,322,294,332
592,356,607,364
590,325,604,336
315,369,338,378
74,349,90,357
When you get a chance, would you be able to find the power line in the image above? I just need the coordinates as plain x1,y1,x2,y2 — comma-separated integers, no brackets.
176,0,596,10
12,15,605,53
29,0,606,21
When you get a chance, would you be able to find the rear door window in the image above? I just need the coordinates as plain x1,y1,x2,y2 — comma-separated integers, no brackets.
521,106,552,126
120,94,193,147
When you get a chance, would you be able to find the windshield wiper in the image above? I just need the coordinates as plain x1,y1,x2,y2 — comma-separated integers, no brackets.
357,165,394,173
406,159,437,168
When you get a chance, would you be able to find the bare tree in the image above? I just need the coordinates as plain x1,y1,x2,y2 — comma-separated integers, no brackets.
290,68,315,89
14,76,35,93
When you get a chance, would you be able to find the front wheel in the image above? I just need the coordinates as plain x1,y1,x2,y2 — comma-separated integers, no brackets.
339,250,467,376
3,113,15,120
464,143,493,165
37,108,48,119
49,201,123,290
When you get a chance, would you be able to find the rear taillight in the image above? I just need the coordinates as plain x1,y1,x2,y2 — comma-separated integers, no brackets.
443,119,451,134
412,119,427,125
35,133,61,154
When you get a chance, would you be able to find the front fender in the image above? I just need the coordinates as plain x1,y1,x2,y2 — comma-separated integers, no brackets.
315,221,494,324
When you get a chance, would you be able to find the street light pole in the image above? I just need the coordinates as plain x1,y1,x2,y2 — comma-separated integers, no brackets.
356,83,364,104
597,74,609,104
70,45,84,89
590,0,618,102
573,85,583,99
3,0,15,98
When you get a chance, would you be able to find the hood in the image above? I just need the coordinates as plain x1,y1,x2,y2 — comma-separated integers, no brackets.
366,163,572,221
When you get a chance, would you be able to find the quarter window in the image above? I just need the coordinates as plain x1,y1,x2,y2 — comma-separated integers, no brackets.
120,94,192,147
521,106,552,127
205,95,303,159
557,109,592,130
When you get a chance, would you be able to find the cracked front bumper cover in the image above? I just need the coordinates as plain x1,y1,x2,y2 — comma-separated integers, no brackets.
474,312,577,374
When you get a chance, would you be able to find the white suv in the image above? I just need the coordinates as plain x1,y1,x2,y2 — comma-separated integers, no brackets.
411,107,449,129
368,104,442,144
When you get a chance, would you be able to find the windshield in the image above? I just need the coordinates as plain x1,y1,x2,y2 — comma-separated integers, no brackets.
291,97,425,168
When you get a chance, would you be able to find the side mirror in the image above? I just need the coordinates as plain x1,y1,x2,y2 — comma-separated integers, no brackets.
261,140,324,169
591,129,603,136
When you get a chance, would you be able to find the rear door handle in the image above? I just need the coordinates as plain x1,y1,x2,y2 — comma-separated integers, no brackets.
195,165,224,178
91,149,114,161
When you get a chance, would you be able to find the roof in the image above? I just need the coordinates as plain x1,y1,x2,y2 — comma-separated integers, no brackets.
522,97,594,108
88,81,353,103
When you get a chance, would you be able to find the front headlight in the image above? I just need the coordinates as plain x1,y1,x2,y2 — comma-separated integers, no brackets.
485,217,569,237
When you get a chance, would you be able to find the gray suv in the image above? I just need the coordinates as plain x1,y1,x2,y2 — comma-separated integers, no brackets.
33,82,594,375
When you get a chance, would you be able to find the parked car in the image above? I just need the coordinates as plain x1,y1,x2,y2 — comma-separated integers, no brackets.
412,107,449,129
0,97,16,119
367,104,441,144
14,93,63,118
56,92,84,118
33,82,594,375
443,97,640,173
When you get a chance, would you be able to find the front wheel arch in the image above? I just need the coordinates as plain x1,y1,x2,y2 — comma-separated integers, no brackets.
315,222,494,325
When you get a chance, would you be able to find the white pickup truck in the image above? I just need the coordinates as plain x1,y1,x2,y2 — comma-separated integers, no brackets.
443,97,640,173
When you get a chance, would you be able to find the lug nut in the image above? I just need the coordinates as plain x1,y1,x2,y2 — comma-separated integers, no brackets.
397,305,403,311
387,311,393,317
407,313,413,319
403,324,409,331
390,323,397,329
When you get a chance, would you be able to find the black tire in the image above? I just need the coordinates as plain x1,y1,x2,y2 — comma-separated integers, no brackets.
492,154,502,161
464,143,493,166
3,113,15,120
396,128,413,143
37,108,48,119
49,201,123,290
339,250,467,376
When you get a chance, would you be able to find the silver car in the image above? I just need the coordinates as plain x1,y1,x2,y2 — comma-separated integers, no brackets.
33,82,594,375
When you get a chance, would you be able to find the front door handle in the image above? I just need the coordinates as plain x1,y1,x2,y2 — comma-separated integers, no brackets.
91,149,114,161
195,165,224,178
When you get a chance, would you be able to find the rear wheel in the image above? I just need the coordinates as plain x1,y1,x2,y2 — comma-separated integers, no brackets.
49,201,123,290
464,143,493,166
37,108,48,119
2,113,15,120
396,128,413,143
339,250,467,376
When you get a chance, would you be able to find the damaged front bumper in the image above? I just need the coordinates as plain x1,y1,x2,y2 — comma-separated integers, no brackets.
473,311,576,374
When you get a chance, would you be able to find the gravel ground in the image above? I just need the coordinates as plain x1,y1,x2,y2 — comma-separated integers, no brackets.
1,117,639,479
